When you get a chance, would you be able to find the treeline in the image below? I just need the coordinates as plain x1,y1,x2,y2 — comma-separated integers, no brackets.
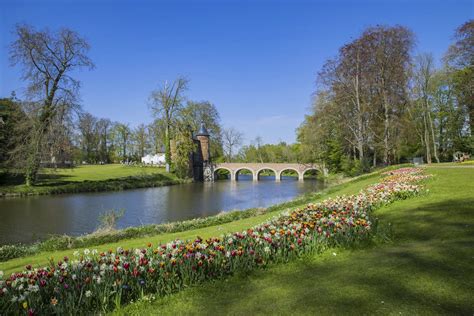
298,21,473,175
237,138,300,163
0,94,224,172
0,24,229,185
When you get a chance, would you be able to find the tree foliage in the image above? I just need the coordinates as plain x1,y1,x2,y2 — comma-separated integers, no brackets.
180,101,223,160
298,22,472,175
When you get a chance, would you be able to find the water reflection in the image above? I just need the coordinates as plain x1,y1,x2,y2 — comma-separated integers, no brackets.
0,175,323,244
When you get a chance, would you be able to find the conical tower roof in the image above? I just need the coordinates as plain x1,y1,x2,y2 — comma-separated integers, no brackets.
196,122,210,137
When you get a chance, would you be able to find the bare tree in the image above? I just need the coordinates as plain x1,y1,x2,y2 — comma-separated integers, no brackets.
254,136,264,163
149,77,188,168
10,24,94,185
222,127,243,162
46,102,75,166
319,41,370,163
366,26,414,165
413,54,439,163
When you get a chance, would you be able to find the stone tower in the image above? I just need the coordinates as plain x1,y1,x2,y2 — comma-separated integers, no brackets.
195,123,210,163
193,123,214,182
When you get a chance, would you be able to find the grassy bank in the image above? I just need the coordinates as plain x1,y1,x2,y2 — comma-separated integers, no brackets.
3,166,423,314
115,166,473,315
0,165,185,197
0,168,382,277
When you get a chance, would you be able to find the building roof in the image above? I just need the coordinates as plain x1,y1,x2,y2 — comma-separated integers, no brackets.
196,122,210,137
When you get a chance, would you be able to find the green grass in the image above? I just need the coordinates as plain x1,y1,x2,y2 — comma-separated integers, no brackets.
0,169,381,277
114,166,473,315
40,165,169,181
420,161,474,167
0,165,183,196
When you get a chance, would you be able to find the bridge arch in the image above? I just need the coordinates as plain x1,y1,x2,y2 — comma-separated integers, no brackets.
234,167,255,181
214,167,233,181
302,168,319,179
277,168,302,181
256,168,278,181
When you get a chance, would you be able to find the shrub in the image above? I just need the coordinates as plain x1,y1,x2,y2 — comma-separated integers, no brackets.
0,245,35,261
97,209,125,232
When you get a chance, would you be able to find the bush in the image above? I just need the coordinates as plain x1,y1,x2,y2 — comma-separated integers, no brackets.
0,244,35,261
97,209,125,232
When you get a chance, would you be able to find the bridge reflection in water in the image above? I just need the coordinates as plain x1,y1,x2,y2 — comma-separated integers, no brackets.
213,163,327,181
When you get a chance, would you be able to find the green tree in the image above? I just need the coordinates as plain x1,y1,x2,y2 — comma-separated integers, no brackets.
297,91,360,174
97,118,112,163
180,101,224,160
133,124,149,159
0,97,30,168
78,113,99,163
148,119,165,154
444,20,473,137
172,121,196,178
112,123,131,161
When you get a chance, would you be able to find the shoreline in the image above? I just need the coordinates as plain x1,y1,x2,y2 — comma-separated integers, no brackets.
0,166,438,315
0,175,348,262
0,174,190,198
0,164,414,265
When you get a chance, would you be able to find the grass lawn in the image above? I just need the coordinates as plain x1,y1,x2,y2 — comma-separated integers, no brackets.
40,165,170,181
0,164,180,196
0,169,381,277
113,166,474,315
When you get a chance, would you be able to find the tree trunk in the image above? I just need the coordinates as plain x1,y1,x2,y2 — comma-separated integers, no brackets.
24,71,63,185
25,146,40,186
373,148,377,167
427,110,439,163
354,69,365,162
165,122,171,165
26,104,55,185
383,92,391,165
423,111,432,164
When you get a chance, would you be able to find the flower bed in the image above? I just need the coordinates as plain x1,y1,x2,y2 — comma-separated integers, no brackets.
0,168,429,315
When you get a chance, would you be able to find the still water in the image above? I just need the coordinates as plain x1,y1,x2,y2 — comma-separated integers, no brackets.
0,176,324,245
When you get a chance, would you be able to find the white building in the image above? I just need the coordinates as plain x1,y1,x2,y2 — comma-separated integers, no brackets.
141,153,166,165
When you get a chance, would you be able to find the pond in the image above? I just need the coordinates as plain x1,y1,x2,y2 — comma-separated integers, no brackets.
0,175,325,245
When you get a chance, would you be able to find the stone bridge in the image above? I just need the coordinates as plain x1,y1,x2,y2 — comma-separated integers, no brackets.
212,163,326,181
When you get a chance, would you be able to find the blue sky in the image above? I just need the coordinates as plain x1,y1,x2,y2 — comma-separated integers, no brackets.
0,0,472,144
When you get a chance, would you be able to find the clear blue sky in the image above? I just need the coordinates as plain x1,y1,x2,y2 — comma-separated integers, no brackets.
0,0,472,144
